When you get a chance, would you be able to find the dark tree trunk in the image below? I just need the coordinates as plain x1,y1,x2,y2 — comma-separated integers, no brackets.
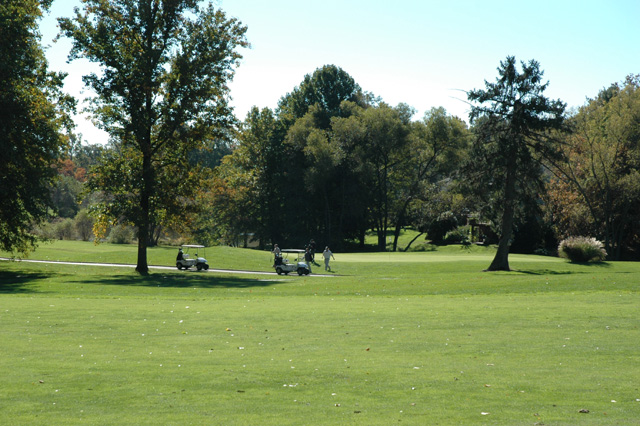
136,154,152,275
487,163,516,271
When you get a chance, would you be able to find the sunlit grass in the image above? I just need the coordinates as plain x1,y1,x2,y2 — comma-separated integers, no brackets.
1,241,639,425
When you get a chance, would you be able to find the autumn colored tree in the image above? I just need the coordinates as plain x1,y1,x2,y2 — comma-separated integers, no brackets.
59,0,247,273
546,76,640,259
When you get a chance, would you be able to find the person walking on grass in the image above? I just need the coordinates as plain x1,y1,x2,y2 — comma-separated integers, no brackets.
304,248,313,274
322,246,335,271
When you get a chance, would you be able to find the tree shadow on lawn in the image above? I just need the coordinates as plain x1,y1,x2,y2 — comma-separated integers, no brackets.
515,262,612,275
0,270,52,294
79,272,285,289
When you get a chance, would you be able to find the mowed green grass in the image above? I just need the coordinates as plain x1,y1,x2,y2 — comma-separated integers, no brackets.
1,241,639,425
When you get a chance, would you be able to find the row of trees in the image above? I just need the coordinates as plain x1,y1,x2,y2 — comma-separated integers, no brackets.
207,65,470,254
3,0,639,274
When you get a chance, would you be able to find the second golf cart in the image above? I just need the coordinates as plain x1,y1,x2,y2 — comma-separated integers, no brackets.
176,244,209,271
274,249,311,275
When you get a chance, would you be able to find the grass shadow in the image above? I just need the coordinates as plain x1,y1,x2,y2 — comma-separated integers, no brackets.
565,261,612,268
79,272,286,289
514,261,611,275
513,269,579,276
0,269,52,293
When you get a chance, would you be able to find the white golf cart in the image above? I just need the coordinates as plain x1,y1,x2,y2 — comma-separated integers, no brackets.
176,244,209,271
274,249,311,276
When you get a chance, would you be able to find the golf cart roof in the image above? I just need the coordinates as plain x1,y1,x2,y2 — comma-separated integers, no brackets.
281,249,305,253
182,244,205,248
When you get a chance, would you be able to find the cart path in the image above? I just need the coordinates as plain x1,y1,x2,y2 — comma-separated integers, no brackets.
1,257,335,277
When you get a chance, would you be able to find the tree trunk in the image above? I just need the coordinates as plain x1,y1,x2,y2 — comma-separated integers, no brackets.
487,164,516,271
136,154,152,275
403,232,424,252
377,231,386,251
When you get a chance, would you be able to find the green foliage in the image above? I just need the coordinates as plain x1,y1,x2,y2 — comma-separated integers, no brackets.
277,64,365,128
50,174,83,218
558,236,607,263
73,209,94,241
427,211,458,244
52,218,74,240
443,225,470,245
107,224,135,244
0,0,75,254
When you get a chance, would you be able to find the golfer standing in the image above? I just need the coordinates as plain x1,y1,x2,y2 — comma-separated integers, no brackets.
322,246,335,271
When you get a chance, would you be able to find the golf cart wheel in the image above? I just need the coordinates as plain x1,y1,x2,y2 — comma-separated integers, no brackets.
297,268,305,276
203,264,209,270
196,264,203,271
176,262,182,270
276,267,283,275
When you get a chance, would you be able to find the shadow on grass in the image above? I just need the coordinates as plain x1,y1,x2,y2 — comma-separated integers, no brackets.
79,272,284,289
0,270,51,293
515,262,612,275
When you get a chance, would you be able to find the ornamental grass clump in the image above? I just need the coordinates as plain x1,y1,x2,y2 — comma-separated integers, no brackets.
558,236,607,263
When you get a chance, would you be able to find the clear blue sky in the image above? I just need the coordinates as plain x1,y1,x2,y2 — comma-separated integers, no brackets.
40,0,640,145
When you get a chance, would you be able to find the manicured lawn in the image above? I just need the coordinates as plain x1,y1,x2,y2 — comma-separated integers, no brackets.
1,241,639,425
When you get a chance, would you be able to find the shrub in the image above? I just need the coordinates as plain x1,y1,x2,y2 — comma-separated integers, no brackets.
107,224,134,244
53,218,75,240
407,243,437,252
74,210,94,241
427,211,457,244
558,236,607,262
443,226,470,245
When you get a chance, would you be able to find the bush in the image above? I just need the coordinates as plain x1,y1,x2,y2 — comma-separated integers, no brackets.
74,210,94,241
107,224,134,244
53,218,75,240
558,236,607,263
427,211,457,244
406,243,437,252
443,226,470,245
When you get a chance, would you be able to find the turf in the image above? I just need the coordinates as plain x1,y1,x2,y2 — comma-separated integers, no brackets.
1,241,639,425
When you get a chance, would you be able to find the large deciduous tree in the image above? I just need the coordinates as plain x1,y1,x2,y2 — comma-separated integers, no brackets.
467,56,565,271
0,0,75,254
59,0,247,274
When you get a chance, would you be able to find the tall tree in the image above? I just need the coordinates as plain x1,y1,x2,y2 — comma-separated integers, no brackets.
358,104,411,250
59,0,247,273
278,64,364,129
0,0,75,254
467,56,565,271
